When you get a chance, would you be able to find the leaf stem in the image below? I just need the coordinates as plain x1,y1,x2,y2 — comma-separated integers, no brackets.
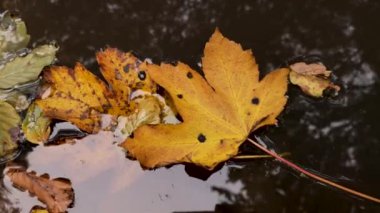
247,138,380,204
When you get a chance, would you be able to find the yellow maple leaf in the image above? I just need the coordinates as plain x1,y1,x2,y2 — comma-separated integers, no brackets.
36,48,158,133
122,30,289,170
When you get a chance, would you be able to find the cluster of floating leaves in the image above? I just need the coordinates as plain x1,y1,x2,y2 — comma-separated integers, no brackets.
0,11,345,212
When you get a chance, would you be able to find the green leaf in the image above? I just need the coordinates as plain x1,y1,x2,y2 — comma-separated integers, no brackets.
0,11,30,56
0,44,58,89
22,103,51,144
0,100,20,157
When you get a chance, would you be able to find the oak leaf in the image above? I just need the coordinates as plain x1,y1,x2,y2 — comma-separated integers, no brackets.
6,168,74,213
122,30,289,170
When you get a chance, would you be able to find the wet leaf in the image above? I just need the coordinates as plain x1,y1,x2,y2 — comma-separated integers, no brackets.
6,168,74,213
122,30,289,170
36,48,164,135
289,62,340,97
0,44,58,89
36,63,113,132
22,103,51,144
96,48,156,95
30,206,49,213
0,100,20,157
114,95,161,138
0,11,30,57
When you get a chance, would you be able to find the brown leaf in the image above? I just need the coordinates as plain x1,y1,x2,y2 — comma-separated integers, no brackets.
289,62,340,97
290,62,331,77
7,168,74,213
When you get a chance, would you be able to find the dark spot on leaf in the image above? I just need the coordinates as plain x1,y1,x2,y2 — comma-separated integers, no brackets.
198,134,206,143
123,64,130,73
251,97,259,105
130,133,134,139
138,71,146,80
177,94,183,99
187,72,193,79
175,114,183,122
68,68,76,80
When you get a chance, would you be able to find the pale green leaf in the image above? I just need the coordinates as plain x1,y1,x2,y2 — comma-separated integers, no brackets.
0,44,57,89
0,11,30,56
22,103,51,144
0,100,20,156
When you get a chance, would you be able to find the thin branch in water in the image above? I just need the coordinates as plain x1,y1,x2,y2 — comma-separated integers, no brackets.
233,152,290,160
247,137,380,204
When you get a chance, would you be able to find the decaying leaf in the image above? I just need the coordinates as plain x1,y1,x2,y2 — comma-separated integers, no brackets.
289,62,340,97
0,44,58,89
122,30,289,170
114,95,161,138
36,48,166,135
36,63,116,133
6,168,74,213
0,11,30,57
22,103,51,144
0,100,20,157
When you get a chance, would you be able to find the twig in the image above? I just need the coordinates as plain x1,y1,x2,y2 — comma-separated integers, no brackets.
247,138,380,204
233,152,290,160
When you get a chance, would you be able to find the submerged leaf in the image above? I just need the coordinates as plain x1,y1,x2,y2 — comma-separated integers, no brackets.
22,103,51,144
0,100,20,156
0,44,57,89
0,11,30,57
6,168,74,213
289,62,340,97
122,30,289,170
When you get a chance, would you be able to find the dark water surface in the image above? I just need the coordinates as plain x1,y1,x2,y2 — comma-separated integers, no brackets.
1,0,380,212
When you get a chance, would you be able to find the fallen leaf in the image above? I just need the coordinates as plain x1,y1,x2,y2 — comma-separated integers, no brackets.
30,206,49,213
114,95,161,138
36,63,115,132
6,168,74,213
0,44,58,89
289,62,340,97
0,11,30,57
0,100,20,157
122,30,289,170
36,48,165,135
290,62,331,77
22,103,51,144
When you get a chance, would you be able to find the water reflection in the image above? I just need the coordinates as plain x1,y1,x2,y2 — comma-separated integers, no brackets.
3,132,241,213
1,0,380,212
